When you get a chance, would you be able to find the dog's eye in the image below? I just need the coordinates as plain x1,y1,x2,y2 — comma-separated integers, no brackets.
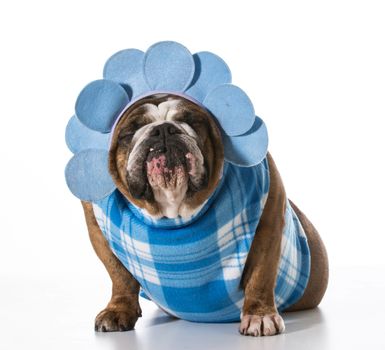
184,118,205,133
175,112,202,129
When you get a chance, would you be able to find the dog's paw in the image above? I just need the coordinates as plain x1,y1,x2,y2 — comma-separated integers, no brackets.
239,313,285,337
95,307,141,332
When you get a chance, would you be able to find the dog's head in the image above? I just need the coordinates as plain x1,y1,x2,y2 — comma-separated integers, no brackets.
108,94,224,219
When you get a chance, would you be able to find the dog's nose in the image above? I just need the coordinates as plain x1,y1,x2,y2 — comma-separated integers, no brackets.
150,123,180,138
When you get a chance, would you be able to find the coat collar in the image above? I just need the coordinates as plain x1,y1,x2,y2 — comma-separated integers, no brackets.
122,162,229,229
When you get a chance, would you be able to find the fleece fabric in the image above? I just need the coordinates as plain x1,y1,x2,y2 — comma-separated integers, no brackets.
92,159,311,322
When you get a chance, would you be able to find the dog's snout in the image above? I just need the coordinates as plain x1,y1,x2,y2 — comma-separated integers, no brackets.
150,123,181,138
154,145,168,153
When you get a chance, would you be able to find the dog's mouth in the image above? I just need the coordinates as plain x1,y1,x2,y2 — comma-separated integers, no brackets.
145,147,197,189
144,146,203,218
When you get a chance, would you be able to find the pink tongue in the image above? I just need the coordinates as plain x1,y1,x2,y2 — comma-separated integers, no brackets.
146,155,167,175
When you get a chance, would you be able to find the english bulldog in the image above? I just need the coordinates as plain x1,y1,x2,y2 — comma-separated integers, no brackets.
81,93,329,336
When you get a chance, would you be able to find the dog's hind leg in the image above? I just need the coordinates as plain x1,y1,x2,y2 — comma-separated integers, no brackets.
283,200,329,311
81,201,142,332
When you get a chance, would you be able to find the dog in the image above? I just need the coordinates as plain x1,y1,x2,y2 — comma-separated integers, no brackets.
81,93,329,336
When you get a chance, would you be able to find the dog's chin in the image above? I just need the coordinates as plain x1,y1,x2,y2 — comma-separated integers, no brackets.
145,149,204,219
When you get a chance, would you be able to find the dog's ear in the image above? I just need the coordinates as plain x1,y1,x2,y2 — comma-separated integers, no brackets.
117,127,135,146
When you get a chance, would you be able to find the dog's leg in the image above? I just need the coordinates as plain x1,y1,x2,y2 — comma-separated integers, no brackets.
81,201,142,332
239,153,286,336
284,200,329,311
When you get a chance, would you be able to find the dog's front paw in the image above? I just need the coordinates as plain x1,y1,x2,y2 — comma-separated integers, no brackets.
239,313,285,337
95,305,141,332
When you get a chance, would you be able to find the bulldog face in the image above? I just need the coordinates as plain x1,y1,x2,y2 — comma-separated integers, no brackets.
108,94,224,219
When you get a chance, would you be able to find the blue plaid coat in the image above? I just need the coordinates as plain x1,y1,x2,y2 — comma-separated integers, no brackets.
93,159,311,323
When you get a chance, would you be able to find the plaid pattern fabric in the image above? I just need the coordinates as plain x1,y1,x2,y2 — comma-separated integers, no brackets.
93,159,311,323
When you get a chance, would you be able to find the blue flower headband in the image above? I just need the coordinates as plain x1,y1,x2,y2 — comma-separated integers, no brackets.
65,41,268,202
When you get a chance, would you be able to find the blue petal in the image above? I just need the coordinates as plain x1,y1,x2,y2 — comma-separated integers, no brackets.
103,49,150,98
65,149,116,201
65,115,110,154
143,41,195,91
203,84,255,137
185,51,232,102
75,79,129,133
223,116,268,167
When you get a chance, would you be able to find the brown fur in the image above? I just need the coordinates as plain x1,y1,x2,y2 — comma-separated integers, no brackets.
240,153,286,316
81,201,142,331
238,153,329,335
285,200,329,311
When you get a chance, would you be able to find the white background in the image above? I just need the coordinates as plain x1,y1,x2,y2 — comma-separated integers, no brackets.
0,1,384,348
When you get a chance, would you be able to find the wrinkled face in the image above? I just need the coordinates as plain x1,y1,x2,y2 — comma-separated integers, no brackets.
109,94,224,219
